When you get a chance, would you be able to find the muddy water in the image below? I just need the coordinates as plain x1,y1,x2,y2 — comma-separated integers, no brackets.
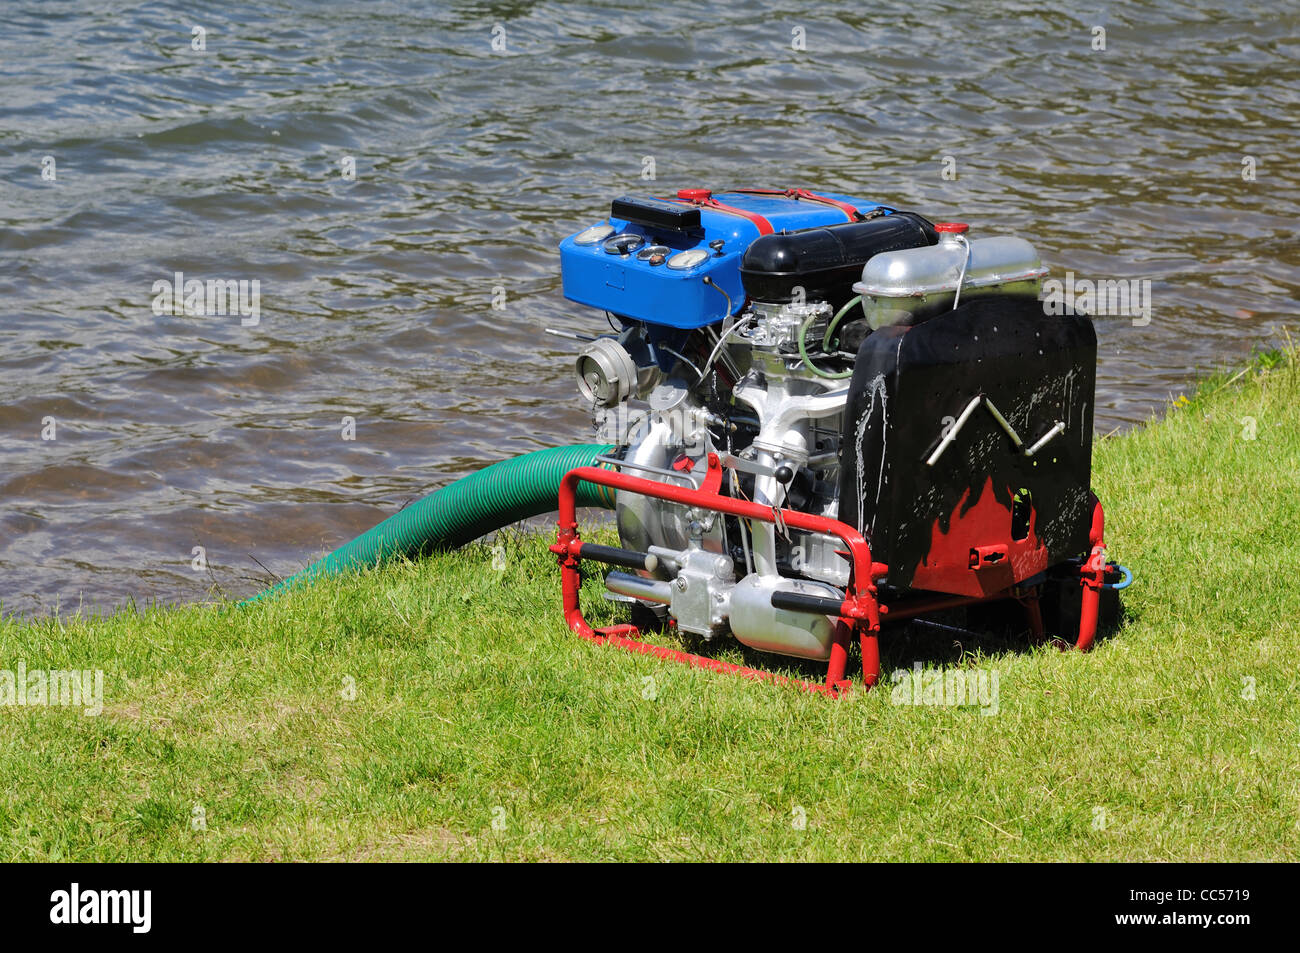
1,1,1297,616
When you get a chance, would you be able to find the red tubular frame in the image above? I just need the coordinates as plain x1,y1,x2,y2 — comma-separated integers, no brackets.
550,456,1107,697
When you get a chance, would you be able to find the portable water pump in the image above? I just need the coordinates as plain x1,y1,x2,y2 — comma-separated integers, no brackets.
548,187,1123,695
254,186,1124,695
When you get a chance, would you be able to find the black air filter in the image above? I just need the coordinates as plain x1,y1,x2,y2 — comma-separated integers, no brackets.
739,211,937,307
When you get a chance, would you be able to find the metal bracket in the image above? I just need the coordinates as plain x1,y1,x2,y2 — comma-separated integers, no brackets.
594,454,699,488
718,452,778,479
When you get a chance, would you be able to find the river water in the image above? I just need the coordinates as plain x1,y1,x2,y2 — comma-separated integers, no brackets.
1,1,1297,615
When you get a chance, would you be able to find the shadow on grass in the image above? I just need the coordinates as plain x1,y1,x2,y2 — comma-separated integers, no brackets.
884,586,1127,672
616,587,1128,687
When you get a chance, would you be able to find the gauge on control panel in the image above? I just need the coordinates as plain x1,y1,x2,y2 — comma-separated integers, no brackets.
666,248,709,271
603,232,646,256
636,244,671,266
573,224,615,246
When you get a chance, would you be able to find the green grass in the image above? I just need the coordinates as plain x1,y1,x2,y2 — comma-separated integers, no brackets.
2,344,1298,861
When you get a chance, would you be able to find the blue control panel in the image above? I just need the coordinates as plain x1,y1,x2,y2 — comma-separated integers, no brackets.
559,189,889,330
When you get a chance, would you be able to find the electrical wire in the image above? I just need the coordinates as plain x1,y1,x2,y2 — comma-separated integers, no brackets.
702,275,733,322
699,314,753,382
659,345,702,381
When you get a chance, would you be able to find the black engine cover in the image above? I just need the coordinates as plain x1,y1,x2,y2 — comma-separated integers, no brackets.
837,295,1097,597
739,211,937,308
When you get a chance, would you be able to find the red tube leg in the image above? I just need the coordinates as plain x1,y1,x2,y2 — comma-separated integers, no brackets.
561,559,601,641
859,587,882,688
825,620,851,693
859,627,880,688
1075,495,1107,652
1076,582,1100,651
553,476,602,642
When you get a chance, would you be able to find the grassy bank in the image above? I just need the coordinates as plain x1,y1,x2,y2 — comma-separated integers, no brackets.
2,346,1298,862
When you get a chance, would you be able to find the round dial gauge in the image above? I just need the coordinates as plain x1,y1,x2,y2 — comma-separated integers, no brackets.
637,244,671,265
666,248,709,271
603,232,646,256
573,224,615,246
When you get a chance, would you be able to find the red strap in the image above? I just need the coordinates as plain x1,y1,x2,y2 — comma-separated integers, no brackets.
660,190,774,235
733,188,864,222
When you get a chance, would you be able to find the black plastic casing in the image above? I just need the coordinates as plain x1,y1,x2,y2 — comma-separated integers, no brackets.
738,211,938,307
838,295,1098,592
610,196,702,232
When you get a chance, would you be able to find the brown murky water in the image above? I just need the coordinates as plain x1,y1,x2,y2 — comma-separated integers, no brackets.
1,1,1297,616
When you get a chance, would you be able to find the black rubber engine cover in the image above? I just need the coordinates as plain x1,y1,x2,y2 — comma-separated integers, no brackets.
739,211,937,308
838,295,1097,596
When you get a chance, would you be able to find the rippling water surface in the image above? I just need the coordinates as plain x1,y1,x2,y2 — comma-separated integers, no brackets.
1,0,1297,615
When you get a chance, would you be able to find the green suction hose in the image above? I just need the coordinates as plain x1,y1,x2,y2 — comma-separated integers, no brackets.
245,443,617,603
